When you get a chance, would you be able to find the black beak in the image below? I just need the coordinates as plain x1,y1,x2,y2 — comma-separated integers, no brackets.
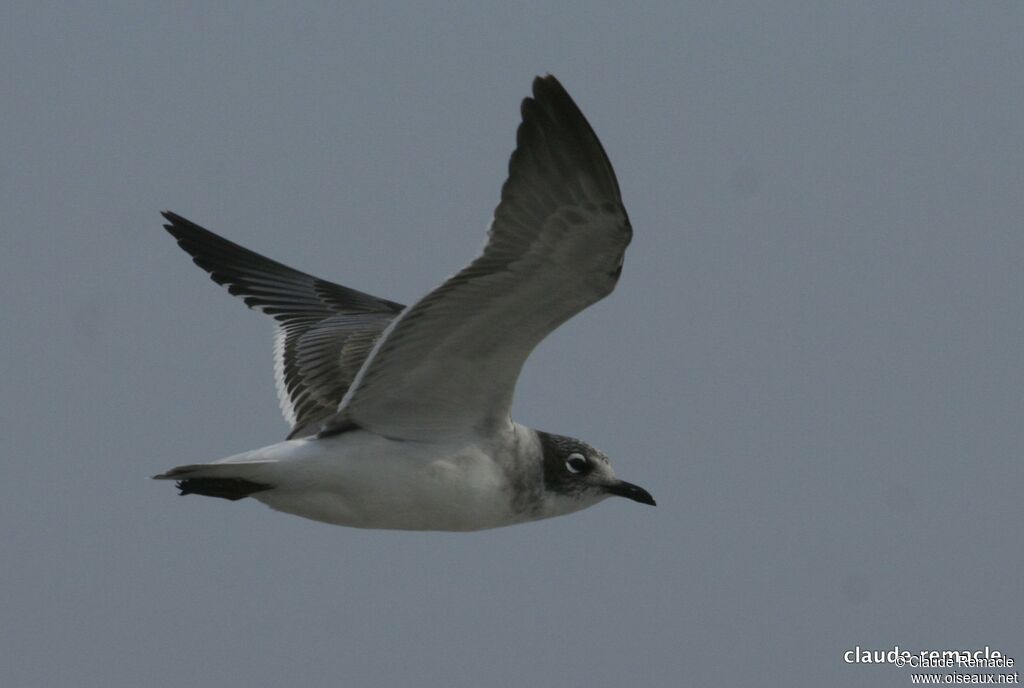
605,480,656,506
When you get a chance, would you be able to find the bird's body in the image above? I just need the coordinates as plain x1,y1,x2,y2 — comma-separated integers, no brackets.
175,423,600,531
155,75,655,530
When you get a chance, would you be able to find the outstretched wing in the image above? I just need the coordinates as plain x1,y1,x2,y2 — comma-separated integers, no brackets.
162,211,404,438
321,75,631,441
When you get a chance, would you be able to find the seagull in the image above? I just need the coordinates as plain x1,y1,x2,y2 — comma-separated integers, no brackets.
154,75,655,531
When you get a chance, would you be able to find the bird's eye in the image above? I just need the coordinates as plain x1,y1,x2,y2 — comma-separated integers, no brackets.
565,453,588,474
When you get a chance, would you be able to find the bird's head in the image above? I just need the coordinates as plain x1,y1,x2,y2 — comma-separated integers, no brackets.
537,431,656,514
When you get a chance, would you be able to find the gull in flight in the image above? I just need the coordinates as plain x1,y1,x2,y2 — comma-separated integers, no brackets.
155,75,655,530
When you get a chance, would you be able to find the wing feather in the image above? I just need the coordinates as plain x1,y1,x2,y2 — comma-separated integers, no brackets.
162,211,403,437
321,76,631,440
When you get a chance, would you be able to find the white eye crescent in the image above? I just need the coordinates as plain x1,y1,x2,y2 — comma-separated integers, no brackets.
565,453,588,474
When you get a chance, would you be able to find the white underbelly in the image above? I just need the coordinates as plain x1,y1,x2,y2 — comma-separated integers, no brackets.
246,431,530,531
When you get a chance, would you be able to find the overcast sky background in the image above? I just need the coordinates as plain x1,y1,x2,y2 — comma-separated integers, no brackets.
3,3,1022,687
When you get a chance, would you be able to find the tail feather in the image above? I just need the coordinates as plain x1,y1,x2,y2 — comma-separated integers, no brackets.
175,477,272,501
154,460,277,501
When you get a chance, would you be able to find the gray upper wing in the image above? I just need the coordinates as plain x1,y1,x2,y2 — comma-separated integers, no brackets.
320,75,632,441
162,211,404,438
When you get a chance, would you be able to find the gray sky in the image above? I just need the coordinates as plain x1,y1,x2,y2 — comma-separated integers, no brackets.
3,3,1022,687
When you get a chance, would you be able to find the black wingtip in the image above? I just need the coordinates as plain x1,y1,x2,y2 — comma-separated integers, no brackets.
533,72,559,86
515,74,622,202
160,209,201,242
160,209,181,226
532,73,565,97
